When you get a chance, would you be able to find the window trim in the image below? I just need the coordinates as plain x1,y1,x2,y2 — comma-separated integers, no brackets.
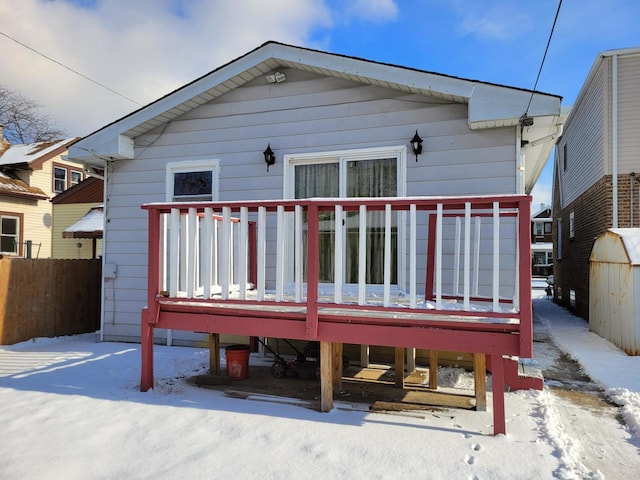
165,159,220,202
0,212,23,256
557,218,562,259
569,210,575,239
53,162,84,193
283,145,408,291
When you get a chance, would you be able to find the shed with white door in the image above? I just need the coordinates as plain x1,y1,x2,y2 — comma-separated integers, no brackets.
590,228,640,355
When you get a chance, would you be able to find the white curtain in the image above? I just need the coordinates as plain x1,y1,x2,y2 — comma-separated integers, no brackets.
295,158,397,284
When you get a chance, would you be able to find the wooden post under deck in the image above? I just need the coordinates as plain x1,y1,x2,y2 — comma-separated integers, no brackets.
473,353,487,411
394,347,404,388
490,354,506,435
332,342,342,391
209,333,220,375
320,341,334,412
140,309,154,392
428,350,438,389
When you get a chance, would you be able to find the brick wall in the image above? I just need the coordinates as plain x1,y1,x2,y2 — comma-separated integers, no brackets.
553,173,639,319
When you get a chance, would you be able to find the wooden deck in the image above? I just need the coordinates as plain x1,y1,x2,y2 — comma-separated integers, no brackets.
140,194,535,435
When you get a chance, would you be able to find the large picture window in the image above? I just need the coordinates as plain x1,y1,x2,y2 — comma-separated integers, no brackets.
286,146,406,286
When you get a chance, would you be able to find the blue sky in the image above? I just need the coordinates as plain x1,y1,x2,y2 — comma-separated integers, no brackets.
2,0,640,207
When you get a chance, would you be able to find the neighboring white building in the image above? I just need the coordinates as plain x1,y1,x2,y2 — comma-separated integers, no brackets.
68,41,564,344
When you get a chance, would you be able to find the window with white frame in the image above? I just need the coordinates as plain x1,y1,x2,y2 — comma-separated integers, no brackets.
569,211,575,239
166,160,220,202
71,170,83,187
0,214,20,255
54,166,67,193
53,164,84,193
557,218,562,259
285,146,407,286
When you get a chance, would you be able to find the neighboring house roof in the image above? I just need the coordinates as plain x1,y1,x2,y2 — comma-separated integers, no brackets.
532,205,552,218
0,170,48,200
591,228,640,265
69,41,565,193
0,138,79,170
62,205,103,239
51,176,104,204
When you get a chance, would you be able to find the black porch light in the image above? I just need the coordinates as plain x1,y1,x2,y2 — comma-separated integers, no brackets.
263,144,276,171
411,130,423,161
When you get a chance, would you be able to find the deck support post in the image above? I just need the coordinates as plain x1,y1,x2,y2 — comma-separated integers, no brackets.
473,353,487,411
490,354,506,435
360,345,369,368
140,309,154,392
428,350,438,389
407,348,416,372
209,333,221,375
394,347,404,388
332,343,343,391
320,341,334,412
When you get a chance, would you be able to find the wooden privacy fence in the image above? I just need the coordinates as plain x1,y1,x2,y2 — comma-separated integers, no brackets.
0,257,101,345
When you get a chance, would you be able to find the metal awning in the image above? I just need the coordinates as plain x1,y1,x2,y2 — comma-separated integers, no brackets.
62,205,103,239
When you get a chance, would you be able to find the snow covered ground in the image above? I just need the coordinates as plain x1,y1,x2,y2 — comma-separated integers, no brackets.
0,289,638,479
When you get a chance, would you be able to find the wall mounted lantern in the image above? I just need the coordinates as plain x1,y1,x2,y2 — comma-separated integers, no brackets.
411,130,423,161
263,144,276,171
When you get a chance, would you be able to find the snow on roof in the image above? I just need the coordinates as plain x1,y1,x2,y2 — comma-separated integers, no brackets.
593,228,640,265
0,173,48,199
62,205,103,238
0,138,77,166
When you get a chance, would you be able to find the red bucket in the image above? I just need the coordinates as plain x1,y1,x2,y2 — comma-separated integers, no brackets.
225,344,250,380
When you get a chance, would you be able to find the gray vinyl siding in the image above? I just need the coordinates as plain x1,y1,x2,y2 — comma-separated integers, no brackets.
618,54,640,174
558,59,607,208
101,68,520,342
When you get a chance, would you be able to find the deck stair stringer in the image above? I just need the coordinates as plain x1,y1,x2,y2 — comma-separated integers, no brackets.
487,355,544,391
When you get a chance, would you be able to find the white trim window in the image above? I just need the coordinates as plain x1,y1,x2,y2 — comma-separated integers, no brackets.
54,166,67,193
557,218,562,259
284,145,407,287
0,214,20,255
569,210,575,239
166,160,220,202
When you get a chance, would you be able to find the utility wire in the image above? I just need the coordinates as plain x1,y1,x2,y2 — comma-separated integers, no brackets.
0,30,143,107
524,0,563,116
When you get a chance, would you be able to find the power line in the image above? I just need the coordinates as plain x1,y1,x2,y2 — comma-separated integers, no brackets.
0,30,143,107
523,0,563,117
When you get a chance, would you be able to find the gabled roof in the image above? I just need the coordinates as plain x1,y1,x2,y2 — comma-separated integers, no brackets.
69,41,564,192
0,138,79,170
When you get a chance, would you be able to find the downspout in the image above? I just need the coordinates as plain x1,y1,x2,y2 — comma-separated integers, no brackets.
612,54,619,227
99,158,109,342
516,125,524,194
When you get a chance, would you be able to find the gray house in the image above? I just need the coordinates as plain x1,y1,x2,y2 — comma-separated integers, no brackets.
69,41,564,344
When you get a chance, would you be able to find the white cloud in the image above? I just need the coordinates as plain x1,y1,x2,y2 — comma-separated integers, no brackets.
0,0,332,138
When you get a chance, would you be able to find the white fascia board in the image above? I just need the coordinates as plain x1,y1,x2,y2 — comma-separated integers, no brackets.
468,83,561,126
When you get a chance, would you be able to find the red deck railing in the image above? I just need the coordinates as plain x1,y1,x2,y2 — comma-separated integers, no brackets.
140,194,533,435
